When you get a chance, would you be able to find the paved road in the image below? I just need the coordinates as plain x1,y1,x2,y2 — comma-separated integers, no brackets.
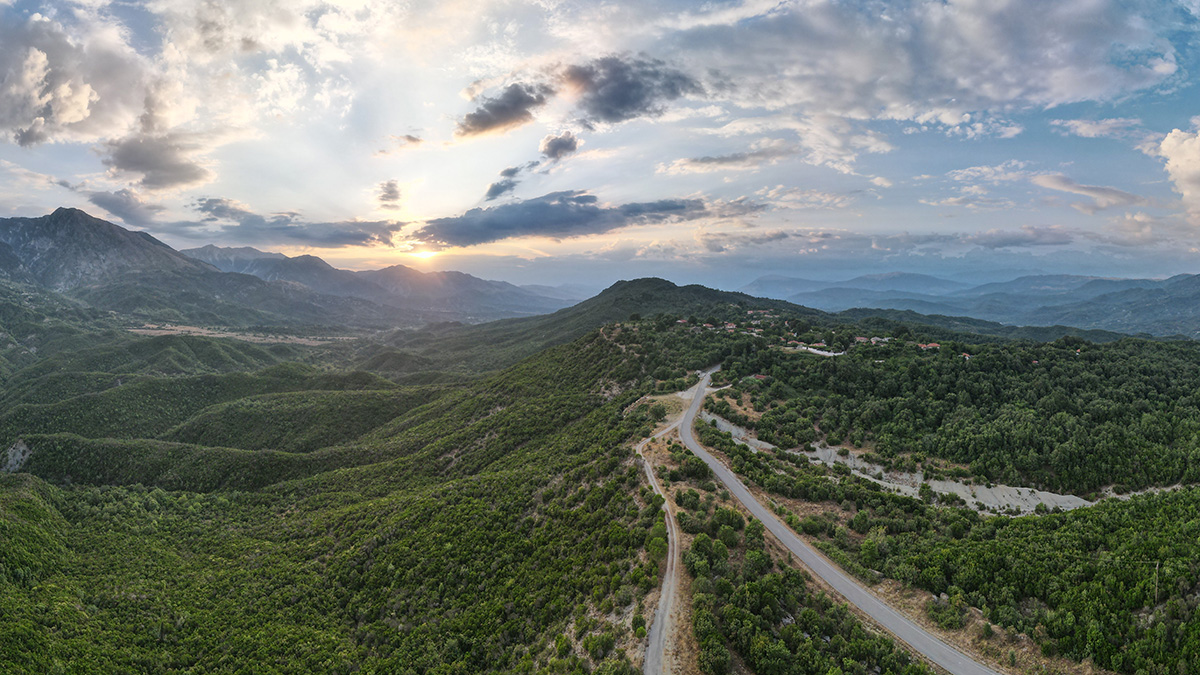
679,369,1005,675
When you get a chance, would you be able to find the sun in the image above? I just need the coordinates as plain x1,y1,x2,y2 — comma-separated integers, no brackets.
409,250,438,259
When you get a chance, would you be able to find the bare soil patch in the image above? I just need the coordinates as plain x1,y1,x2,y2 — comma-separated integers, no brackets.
129,324,354,346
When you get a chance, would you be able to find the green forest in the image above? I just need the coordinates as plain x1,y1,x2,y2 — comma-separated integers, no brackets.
716,336,1200,493
654,438,933,675
690,405,1200,674
2,283,1199,674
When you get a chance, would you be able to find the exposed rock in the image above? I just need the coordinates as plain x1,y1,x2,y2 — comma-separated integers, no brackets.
2,439,31,473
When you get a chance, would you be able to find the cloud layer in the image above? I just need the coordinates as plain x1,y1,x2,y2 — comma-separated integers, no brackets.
0,0,1197,284
415,190,721,247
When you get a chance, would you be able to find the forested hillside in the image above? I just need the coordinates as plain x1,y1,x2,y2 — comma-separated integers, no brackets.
689,418,1200,674
2,280,1198,674
716,335,1200,493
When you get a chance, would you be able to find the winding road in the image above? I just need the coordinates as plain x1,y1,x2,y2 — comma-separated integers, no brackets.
636,387,694,674
677,368,1005,675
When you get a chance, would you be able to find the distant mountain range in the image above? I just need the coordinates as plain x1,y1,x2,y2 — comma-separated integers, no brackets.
741,272,969,298
0,208,580,328
181,245,583,317
741,272,1200,337
4,207,1199,338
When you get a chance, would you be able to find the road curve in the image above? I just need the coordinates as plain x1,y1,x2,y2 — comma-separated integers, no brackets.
680,369,1005,675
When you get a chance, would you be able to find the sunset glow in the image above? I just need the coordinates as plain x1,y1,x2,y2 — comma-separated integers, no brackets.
2,1,1200,289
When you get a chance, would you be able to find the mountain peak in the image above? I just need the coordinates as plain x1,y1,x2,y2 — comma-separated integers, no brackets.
0,208,213,290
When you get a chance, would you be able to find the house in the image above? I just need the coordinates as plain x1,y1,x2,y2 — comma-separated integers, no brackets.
855,337,869,343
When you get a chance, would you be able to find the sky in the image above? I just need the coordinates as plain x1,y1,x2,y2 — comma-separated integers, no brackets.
3,0,1200,291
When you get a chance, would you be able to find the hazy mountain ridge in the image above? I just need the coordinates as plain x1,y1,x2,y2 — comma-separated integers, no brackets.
183,244,572,318
0,209,568,328
744,271,1200,337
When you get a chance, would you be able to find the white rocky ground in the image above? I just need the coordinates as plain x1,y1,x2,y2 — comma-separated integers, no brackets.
699,411,1093,514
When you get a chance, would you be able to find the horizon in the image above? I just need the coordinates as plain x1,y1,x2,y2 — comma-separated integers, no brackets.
4,1,1200,289
8,205,1195,294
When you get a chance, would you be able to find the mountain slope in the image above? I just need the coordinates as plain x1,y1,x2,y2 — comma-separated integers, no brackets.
380,277,827,373
1026,275,1200,337
0,210,419,329
0,208,215,290
184,247,389,299
177,244,287,272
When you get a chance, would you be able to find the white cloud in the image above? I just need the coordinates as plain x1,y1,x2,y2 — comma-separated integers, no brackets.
1050,118,1145,139
1030,174,1149,214
755,185,856,210
920,195,1016,210
706,114,893,174
1157,125,1200,216
674,0,1178,137
0,13,148,145
946,160,1031,183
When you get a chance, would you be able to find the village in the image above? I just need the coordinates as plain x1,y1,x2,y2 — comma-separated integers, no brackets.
672,309,961,358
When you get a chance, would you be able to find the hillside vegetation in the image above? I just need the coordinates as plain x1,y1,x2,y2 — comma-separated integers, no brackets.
717,335,1200,493
2,277,1198,675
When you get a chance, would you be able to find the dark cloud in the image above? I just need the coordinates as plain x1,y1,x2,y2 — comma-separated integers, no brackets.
378,179,401,209
103,133,213,189
699,229,792,253
456,83,553,137
661,142,796,174
182,198,400,247
562,55,702,124
966,225,1074,249
415,190,712,248
375,134,422,156
87,189,166,227
483,161,541,201
683,148,793,166
540,131,580,161
484,178,519,201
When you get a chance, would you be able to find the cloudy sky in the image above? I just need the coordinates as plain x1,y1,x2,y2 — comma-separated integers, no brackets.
3,0,1200,289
